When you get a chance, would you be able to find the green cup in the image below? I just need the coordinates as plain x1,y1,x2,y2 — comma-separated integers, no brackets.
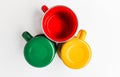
22,31,56,68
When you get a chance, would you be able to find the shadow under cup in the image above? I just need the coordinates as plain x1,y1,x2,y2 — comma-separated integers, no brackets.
42,5,78,42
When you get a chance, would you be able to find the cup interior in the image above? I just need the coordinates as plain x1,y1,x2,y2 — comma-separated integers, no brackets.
42,6,78,42
60,38,92,69
24,35,56,67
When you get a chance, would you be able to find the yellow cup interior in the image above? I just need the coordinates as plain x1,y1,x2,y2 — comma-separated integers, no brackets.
58,30,92,69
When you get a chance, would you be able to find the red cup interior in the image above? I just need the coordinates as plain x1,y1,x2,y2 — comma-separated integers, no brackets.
42,6,78,42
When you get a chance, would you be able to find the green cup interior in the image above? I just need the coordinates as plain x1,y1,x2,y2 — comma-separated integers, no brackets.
23,32,56,67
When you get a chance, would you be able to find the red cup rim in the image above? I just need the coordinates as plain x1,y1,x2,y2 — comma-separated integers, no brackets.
42,5,78,42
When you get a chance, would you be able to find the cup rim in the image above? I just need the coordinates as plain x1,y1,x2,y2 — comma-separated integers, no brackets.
41,5,78,43
24,35,56,67
60,38,92,69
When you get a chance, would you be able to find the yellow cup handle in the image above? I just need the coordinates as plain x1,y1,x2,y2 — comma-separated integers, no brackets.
77,29,87,40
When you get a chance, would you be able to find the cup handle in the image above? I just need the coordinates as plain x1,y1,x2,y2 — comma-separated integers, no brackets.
22,31,33,42
77,29,87,40
41,5,48,13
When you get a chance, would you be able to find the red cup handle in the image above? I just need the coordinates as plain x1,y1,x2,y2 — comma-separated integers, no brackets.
41,5,48,13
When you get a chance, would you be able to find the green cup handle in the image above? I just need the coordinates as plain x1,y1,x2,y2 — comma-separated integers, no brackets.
22,31,33,42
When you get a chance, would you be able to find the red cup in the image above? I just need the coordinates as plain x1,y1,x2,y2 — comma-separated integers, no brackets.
41,5,78,42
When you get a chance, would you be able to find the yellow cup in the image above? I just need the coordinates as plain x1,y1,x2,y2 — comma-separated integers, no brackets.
57,30,92,69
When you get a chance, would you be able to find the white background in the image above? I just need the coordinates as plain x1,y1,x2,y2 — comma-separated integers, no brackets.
0,0,118,77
